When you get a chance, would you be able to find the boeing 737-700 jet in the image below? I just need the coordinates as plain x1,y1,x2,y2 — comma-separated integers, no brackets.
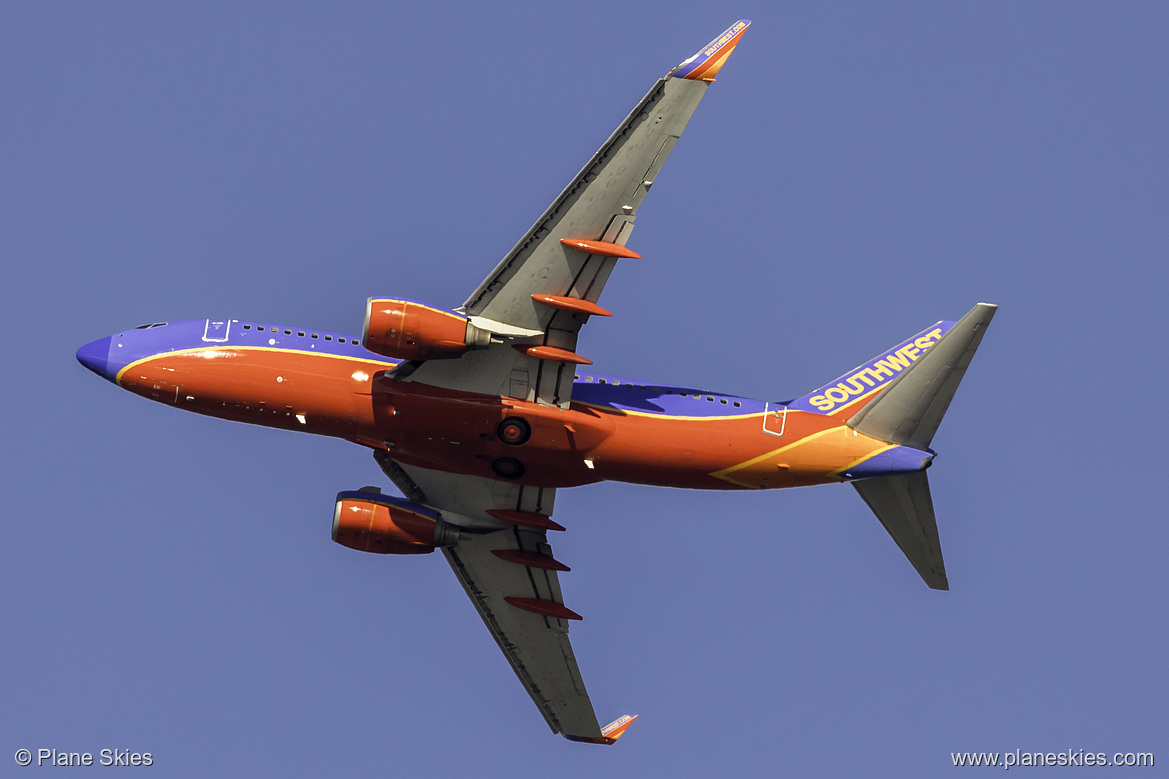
77,21,995,744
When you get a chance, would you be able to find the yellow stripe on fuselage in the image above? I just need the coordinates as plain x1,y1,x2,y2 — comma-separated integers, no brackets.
830,443,898,477
709,427,841,487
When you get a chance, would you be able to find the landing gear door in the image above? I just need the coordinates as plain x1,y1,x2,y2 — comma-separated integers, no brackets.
509,369,531,402
763,402,786,438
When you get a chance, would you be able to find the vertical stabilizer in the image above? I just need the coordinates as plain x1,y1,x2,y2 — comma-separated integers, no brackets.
848,303,996,449
853,472,947,590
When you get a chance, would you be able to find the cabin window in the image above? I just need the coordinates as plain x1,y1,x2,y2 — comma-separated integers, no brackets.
734,401,741,408
284,329,291,335
243,324,251,330
311,333,319,339
585,376,593,382
298,331,305,337
325,335,332,341
720,398,727,404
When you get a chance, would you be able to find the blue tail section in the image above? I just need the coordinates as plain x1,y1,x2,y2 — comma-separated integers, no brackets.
788,321,957,416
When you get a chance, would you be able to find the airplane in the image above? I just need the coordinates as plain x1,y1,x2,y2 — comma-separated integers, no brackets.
76,20,995,744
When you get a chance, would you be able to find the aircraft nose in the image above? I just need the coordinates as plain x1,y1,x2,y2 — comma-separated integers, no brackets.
76,336,113,380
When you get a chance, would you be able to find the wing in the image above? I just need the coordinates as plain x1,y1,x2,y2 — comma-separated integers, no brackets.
443,525,607,739
377,454,628,740
396,20,751,408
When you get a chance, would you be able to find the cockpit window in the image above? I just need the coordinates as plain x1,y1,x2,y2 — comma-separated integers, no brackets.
133,322,168,329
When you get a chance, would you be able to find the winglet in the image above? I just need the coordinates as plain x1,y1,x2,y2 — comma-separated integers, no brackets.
565,714,638,745
670,20,751,81
600,714,638,742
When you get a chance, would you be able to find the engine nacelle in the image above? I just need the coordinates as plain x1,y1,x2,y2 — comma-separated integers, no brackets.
362,298,491,361
331,490,460,555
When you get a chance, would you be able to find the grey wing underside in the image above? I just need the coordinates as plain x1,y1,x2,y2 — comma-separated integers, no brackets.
444,527,604,739
461,75,709,330
381,457,602,736
398,75,711,408
380,456,555,529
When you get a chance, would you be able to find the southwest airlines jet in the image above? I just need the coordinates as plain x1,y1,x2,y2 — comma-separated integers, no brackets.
77,21,994,744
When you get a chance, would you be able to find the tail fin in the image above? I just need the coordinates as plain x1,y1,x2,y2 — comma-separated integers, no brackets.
848,303,997,449
847,303,997,590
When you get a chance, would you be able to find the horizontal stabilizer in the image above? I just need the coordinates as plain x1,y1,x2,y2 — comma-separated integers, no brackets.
853,472,947,590
848,303,996,450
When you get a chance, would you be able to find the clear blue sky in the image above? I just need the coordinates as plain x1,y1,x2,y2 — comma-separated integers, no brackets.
3,2,1166,776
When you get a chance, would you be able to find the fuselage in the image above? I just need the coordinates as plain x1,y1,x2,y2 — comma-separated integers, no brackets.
76,318,933,492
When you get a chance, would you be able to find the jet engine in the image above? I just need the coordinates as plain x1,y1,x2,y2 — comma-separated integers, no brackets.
362,298,491,361
331,489,460,555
